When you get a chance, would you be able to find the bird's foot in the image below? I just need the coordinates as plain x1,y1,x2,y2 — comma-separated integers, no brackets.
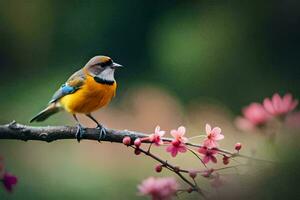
75,124,86,142
96,124,107,142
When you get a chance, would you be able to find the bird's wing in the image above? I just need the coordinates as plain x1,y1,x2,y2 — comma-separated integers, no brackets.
49,69,86,104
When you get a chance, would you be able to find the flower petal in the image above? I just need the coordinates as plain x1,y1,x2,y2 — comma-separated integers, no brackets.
155,126,160,133
263,98,275,115
159,131,165,137
166,145,173,152
212,127,221,135
177,126,186,136
170,130,178,138
282,94,292,112
211,156,217,163
198,147,207,154
205,124,211,135
289,100,298,112
214,134,224,141
178,145,187,153
181,136,188,143
203,139,218,148
272,93,282,113
203,156,210,164
171,149,178,157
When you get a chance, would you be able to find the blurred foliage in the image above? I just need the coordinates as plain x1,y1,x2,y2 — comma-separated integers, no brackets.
0,0,299,119
0,0,300,199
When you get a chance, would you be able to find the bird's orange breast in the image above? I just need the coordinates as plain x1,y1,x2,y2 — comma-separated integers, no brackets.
59,75,117,114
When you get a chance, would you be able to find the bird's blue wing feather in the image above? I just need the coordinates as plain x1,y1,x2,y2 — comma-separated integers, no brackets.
61,84,76,94
49,69,86,104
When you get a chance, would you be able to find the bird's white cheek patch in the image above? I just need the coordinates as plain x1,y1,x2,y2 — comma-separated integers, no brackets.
97,68,115,81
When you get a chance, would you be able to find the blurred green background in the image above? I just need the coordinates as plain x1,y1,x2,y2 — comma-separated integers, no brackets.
0,0,299,199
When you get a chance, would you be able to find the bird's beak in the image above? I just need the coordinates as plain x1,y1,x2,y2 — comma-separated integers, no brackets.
112,62,123,69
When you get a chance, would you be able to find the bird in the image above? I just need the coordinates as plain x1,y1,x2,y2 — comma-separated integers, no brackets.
30,55,123,141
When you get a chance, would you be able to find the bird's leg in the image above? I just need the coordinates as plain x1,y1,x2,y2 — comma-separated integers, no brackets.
73,114,86,142
86,113,106,142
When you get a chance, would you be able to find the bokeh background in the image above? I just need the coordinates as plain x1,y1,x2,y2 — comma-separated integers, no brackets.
0,0,299,199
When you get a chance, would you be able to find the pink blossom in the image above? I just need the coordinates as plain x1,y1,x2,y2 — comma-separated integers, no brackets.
122,136,131,146
263,93,298,116
198,147,218,164
222,155,230,165
203,124,224,148
134,138,142,147
138,177,179,200
149,126,165,146
2,172,18,192
238,103,271,130
166,143,187,157
166,126,188,157
188,170,197,179
170,126,188,143
235,142,242,151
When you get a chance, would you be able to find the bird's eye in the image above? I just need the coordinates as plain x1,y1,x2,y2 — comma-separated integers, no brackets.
101,59,113,67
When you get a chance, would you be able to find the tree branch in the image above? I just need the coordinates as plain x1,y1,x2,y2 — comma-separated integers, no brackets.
0,121,149,143
0,121,273,163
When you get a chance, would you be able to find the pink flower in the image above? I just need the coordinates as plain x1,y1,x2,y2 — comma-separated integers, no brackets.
166,126,188,157
235,142,242,151
198,147,218,164
134,138,142,147
170,126,188,143
149,126,165,146
138,177,179,200
1,172,18,192
244,103,271,125
203,124,224,148
263,93,298,116
188,170,197,179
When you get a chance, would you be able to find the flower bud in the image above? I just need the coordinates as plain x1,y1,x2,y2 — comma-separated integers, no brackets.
222,155,230,165
134,138,142,147
122,137,131,146
202,168,214,178
134,148,141,155
155,164,162,173
235,143,242,151
188,170,197,179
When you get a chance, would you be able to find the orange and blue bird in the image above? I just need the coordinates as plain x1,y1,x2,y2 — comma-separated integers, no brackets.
30,55,123,141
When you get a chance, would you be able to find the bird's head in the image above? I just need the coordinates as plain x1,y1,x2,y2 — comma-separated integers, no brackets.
85,55,123,81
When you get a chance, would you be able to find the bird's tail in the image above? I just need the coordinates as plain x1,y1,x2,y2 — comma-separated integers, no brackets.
30,103,62,123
